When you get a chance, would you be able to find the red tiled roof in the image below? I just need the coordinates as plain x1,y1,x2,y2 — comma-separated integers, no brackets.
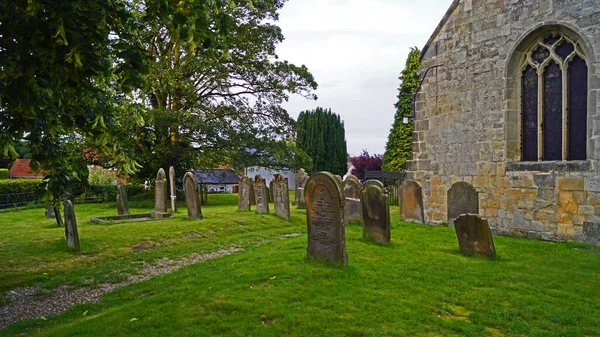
8,159,43,179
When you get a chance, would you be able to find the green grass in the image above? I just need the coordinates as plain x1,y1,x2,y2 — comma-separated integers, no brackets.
1,194,600,336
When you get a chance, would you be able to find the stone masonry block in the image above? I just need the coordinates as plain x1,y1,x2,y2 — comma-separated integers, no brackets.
557,177,584,191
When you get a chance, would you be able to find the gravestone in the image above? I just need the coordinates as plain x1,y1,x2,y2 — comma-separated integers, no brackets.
583,222,600,246
45,203,55,219
249,180,256,206
361,180,391,244
305,172,347,264
116,183,130,216
297,175,309,209
335,175,343,184
200,185,208,206
273,174,290,220
399,180,424,223
253,175,269,214
447,182,479,228
54,206,63,227
343,175,361,222
269,179,275,203
63,200,80,251
454,214,496,257
169,166,177,212
294,168,307,205
238,176,252,211
153,168,170,219
363,179,384,190
184,172,203,219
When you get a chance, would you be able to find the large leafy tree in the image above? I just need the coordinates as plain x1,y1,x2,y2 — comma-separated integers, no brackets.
297,107,347,175
382,47,421,172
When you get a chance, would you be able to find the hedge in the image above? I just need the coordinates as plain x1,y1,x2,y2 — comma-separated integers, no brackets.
0,169,8,180
0,179,44,195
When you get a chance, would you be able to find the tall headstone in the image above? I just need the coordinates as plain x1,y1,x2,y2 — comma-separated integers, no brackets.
63,200,80,251
305,172,347,265
447,182,479,228
183,172,203,219
343,175,361,222
238,176,252,211
169,166,177,212
361,180,391,244
273,174,290,220
116,183,130,216
297,175,309,209
399,180,424,223
153,168,170,218
45,203,55,219
294,168,307,205
454,214,496,257
253,175,269,214
249,180,256,206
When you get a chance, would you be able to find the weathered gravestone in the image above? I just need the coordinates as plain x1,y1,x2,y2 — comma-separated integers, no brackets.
249,180,256,206
63,200,80,251
447,182,479,228
363,179,384,190
583,221,600,246
169,166,177,212
253,175,269,214
294,168,307,205
153,168,171,219
297,175,309,209
399,180,424,224
454,214,496,257
273,174,290,220
335,175,343,184
361,180,391,244
238,176,252,211
305,172,347,265
45,203,55,219
343,175,361,222
116,183,130,216
184,172,203,219
269,179,275,203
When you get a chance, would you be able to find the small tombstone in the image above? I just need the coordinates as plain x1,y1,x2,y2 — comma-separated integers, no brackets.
116,183,130,216
399,180,424,223
253,175,269,214
184,172,203,219
45,203,55,219
169,166,177,212
249,181,256,206
153,168,170,218
343,175,361,222
294,168,307,205
63,200,80,251
200,185,208,206
454,214,496,257
305,172,347,265
361,180,391,244
447,182,479,228
297,175,309,209
238,176,252,211
273,174,290,220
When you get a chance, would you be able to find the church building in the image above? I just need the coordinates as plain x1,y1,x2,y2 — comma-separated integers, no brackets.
407,0,600,243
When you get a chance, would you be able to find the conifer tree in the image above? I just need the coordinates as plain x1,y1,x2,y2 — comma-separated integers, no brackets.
383,47,421,172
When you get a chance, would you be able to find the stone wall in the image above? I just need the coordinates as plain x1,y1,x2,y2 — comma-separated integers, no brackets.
408,0,600,242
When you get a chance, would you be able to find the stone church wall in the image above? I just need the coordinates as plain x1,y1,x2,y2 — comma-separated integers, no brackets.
408,0,600,242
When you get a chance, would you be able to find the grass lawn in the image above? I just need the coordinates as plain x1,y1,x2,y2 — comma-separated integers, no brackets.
1,193,600,336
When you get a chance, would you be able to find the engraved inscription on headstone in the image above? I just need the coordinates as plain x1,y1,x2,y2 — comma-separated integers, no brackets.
273,174,290,220
238,176,252,211
305,172,347,265
184,172,203,219
63,200,80,251
361,180,391,244
447,182,478,228
454,214,496,257
253,175,269,214
343,175,361,222
399,180,424,224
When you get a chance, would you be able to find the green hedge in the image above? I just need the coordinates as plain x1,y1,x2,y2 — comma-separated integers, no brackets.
0,169,8,180
0,179,44,195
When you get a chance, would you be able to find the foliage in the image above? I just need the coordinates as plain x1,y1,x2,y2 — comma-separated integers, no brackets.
87,168,117,186
382,47,421,172
0,179,44,196
350,150,383,181
0,141,30,168
0,169,8,180
296,107,348,175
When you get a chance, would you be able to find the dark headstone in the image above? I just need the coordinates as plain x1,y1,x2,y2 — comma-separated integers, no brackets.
273,174,290,220
305,172,347,265
583,221,600,246
297,175,309,209
269,179,275,203
238,176,252,211
399,180,424,223
45,203,55,219
253,175,269,214
184,172,203,219
343,175,361,222
249,179,256,206
294,168,307,205
361,180,391,244
169,166,177,212
116,183,130,216
153,168,170,219
447,182,478,228
63,200,80,251
454,214,496,257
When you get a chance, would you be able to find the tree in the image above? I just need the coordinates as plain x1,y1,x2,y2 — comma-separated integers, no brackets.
382,47,421,172
350,151,383,181
297,107,348,175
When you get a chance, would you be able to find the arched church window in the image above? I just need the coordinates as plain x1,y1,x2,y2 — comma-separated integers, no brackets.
520,33,588,161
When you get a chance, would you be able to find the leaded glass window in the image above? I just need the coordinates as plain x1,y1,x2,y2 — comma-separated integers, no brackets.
519,33,588,161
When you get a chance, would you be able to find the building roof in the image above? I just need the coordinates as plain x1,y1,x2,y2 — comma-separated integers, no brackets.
194,169,241,185
8,159,43,179
420,0,460,60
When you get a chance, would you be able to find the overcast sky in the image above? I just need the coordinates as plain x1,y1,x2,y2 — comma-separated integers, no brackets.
276,0,453,156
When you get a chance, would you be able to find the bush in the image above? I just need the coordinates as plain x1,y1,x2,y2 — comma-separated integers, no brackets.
0,179,44,195
0,169,8,180
88,167,117,185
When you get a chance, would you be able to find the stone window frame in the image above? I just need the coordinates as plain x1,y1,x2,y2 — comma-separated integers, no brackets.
505,24,596,171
